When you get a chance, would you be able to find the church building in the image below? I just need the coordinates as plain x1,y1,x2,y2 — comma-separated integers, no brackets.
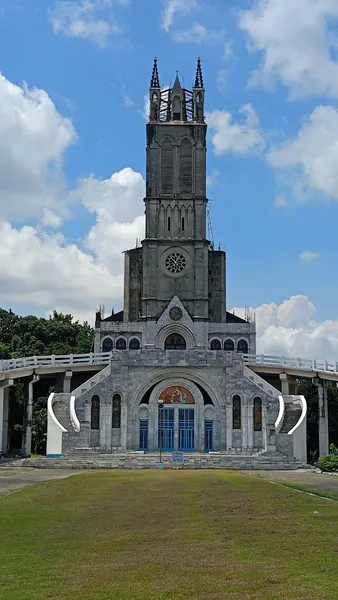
48,60,306,465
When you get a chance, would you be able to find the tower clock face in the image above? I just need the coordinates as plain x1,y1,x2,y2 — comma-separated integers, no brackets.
169,307,183,321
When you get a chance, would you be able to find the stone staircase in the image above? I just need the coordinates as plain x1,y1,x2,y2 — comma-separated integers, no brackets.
279,397,303,434
22,450,307,471
52,394,73,432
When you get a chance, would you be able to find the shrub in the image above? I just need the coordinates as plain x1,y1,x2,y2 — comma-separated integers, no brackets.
318,453,338,472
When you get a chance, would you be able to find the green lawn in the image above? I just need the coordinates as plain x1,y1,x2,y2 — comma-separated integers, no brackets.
0,471,337,600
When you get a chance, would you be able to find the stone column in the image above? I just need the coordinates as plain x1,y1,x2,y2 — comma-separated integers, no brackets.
196,404,204,452
242,404,248,451
24,374,40,457
120,403,128,450
247,401,254,451
262,404,268,451
226,404,232,451
63,371,72,393
0,387,10,454
100,400,112,450
265,420,277,453
279,373,296,395
317,382,329,456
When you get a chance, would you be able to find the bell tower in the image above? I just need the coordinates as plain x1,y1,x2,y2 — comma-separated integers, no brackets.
124,58,226,324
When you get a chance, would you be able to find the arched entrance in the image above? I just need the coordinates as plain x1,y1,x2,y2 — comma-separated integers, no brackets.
158,386,195,451
164,333,186,350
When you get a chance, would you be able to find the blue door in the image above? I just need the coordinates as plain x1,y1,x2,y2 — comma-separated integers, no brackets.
139,420,149,451
158,408,175,451
179,408,194,451
204,420,213,451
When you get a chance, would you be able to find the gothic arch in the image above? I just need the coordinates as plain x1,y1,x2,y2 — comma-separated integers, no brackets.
116,337,127,350
101,336,114,353
157,323,195,350
210,338,222,350
161,137,174,195
179,137,193,195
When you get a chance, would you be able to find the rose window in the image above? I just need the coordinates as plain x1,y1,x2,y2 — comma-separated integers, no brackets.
165,253,186,274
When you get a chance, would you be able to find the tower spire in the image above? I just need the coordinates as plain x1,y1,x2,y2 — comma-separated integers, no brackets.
194,57,204,89
151,57,160,88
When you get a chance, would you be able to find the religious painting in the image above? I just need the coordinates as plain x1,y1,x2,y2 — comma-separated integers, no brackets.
159,386,195,404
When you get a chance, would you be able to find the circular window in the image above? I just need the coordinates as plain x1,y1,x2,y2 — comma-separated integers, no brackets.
169,307,183,321
165,253,186,274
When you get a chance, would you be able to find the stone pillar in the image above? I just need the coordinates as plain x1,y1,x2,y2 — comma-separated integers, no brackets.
279,373,297,395
242,404,248,450
317,382,329,456
197,404,204,452
226,404,232,450
247,400,254,451
0,387,10,454
100,400,112,450
265,420,277,453
120,403,128,450
262,404,268,451
24,374,40,457
63,371,72,393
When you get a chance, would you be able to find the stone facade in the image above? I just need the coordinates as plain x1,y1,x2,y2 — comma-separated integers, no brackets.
51,60,301,463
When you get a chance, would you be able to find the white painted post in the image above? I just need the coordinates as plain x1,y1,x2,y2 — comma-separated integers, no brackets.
24,374,40,456
318,382,329,456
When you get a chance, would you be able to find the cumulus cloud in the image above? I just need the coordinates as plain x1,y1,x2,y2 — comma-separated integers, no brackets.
232,295,338,361
239,0,338,98
0,73,77,223
268,105,338,201
207,105,265,156
299,250,318,262
49,0,129,46
0,71,145,322
161,0,199,32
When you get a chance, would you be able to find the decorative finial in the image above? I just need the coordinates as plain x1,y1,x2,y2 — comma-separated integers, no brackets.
195,57,204,88
150,57,160,88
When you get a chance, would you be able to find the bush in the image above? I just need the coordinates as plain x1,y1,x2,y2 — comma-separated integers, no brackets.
318,453,338,472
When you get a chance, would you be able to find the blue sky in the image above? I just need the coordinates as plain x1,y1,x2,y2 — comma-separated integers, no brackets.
1,0,338,358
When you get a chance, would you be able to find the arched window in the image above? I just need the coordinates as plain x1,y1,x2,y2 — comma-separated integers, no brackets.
237,339,248,354
254,397,262,432
233,395,241,430
164,333,186,350
179,139,193,194
210,339,221,350
161,138,174,195
112,394,121,429
116,338,127,350
91,395,100,430
129,338,140,350
102,338,113,353
224,339,235,351
173,96,181,120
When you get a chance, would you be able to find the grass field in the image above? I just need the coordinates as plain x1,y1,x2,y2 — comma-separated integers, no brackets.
0,471,337,600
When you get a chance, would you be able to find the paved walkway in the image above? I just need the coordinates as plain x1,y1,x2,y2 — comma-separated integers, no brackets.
247,469,338,494
0,468,81,497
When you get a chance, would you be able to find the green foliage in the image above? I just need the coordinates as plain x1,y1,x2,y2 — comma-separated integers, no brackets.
318,453,338,472
0,308,94,453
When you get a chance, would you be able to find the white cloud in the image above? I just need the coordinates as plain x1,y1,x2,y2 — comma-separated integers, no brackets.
232,295,338,361
274,194,288,208
268,105,338,201
299,250,318,262
173,22,208,44
207,105,265,156
217,69,228,92
206,169,222,188
0,73,77,223
49,0,128,46
0,167,145,320
239,0,338,98
161,0,199,32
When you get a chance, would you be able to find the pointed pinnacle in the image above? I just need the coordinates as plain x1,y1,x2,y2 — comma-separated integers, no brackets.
195,57,204,88
151,57,160,88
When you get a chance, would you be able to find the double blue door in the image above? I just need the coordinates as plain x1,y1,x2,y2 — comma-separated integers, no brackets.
156,407,195,451
179,409,194,450
158,408,175,450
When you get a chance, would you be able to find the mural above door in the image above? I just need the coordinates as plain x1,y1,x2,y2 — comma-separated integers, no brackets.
159,386,195,404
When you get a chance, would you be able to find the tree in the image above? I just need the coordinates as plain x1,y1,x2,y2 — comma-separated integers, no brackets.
0,308,94,454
